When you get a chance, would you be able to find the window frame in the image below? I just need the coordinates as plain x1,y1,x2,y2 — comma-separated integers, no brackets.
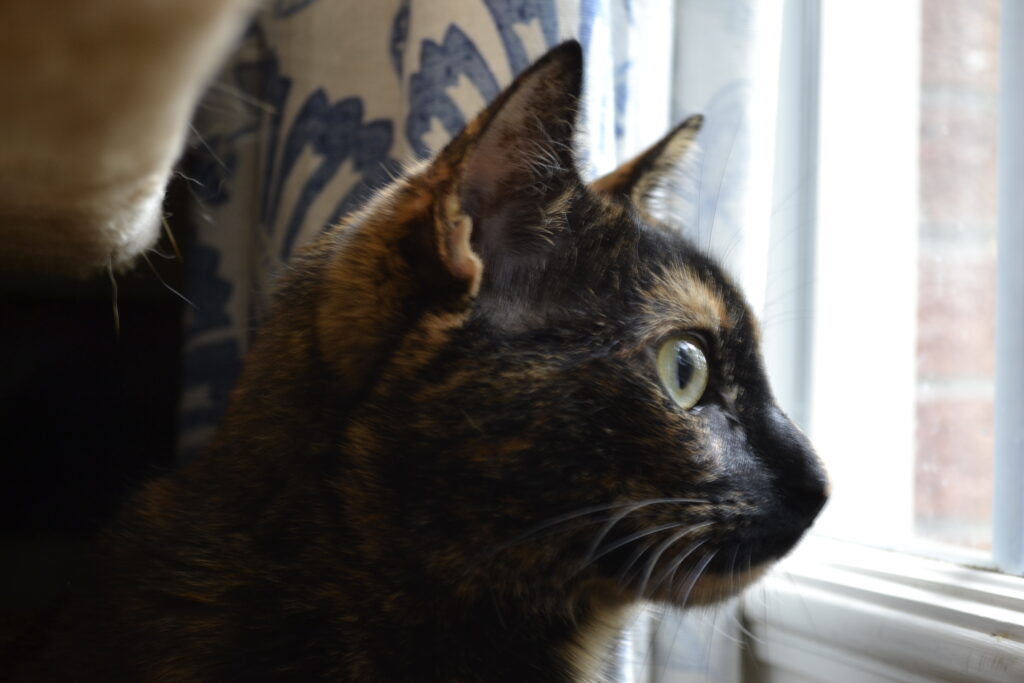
744,537,1024,682
792,0,1022,578
648,0,1024,680
993,0,1024,577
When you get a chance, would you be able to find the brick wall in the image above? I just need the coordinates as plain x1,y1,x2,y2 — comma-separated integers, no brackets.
914,0,999,548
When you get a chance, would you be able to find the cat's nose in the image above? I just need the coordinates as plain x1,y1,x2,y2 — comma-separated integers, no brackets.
792,457,829,523
763,404,829,525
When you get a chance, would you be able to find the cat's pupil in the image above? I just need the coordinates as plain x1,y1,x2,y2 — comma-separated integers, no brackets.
676,343,695,389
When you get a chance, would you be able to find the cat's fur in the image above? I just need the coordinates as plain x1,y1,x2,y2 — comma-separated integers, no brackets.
0,0,255,276
11,41,827,682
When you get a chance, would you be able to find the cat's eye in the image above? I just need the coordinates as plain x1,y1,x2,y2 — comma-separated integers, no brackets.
656,336,709,410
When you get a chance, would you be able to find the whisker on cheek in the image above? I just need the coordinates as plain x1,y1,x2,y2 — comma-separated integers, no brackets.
582,521,686,569
615,537,661,586
674,551,718,611
645,538,710,601
464,497,711,581
635,522,714,598
580,497,707,565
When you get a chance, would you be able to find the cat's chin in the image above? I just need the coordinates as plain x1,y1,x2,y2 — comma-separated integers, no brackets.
645,561,772,608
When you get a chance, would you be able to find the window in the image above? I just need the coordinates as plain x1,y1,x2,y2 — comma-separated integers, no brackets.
807,0,1004,563
645,1,1024,680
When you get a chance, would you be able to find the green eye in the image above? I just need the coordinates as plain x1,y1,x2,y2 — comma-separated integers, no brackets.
657,336,709,410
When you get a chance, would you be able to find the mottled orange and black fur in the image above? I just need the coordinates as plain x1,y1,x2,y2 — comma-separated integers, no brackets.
11,42,827,682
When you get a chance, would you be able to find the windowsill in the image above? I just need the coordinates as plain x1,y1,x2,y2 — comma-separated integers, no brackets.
743,536,1024,682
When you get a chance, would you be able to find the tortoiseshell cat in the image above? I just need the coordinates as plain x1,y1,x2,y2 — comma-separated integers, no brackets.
13,42,827,682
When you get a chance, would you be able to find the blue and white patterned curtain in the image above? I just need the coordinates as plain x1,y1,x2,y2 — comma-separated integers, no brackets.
180,4,783,678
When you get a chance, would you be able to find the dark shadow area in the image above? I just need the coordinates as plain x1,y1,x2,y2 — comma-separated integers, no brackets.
0,178,191,620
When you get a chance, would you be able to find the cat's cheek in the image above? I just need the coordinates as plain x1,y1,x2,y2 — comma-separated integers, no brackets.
651,562,771,607
680,417,732,481
689,562,771,605
696,424,728,463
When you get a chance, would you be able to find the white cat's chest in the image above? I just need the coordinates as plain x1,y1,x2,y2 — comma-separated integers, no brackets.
563,602,640,683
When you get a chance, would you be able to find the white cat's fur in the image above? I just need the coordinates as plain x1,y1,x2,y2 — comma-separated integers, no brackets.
0,0,256,276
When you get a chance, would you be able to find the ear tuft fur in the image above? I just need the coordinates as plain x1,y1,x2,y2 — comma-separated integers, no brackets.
436,192,482,294
429,41,584,272
591,114,703,224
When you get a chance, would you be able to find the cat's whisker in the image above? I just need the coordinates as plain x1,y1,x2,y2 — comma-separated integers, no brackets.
479,509,622,561
727,544,740,592
732,605,766,648
759,311,816,330
720,546,767,649
146,247,177,261
760,275,819,310
613,537,661,587
581,521,685,570
708,603,747,649
654,606,684,683
643,538,710,602
173,170,205,188
208,80,278,114
622,536,696,606
643,561,716,683
511,497,706,547
674,550,718,616
695,124,705,246
590,594,656,683
580,497,705,565
760,304,816,326
189,123,229,171
653,549,716,683
107,258,120,337
766,219,816,256
634,522,714,598
769,169,816,217
625,547,665,601
705,124,741,257
160,213,183,261
140,252,199,311
469,497,709,576
194,99,253,118
634,604,669,681
582,505,646,565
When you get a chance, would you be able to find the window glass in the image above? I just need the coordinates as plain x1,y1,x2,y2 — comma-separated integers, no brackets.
913,0,999,551
782,0,1000,559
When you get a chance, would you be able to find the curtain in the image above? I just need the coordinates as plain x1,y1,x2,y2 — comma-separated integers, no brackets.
180,2,783,677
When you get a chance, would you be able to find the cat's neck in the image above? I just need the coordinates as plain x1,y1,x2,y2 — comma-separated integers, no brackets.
341,584,635,683
178,426,635,682
173,251,641,681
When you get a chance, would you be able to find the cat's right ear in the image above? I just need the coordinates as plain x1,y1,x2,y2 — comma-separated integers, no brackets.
590,114,703,221
310,43,583,393
427,40,584,287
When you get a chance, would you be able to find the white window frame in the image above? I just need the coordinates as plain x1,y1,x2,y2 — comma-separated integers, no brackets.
746,537,1024,682
992,0,1024,579
648,1,1024,680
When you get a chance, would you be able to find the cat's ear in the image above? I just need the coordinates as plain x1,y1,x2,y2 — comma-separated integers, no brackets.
309,43,583,393
429,40,583,284
590,114,703,219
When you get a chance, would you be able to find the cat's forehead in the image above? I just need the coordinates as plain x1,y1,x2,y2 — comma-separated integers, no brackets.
628,218,748,341
637,264,731,337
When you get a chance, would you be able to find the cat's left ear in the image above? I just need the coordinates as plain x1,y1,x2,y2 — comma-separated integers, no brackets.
429,40,583,285
590,114,703,217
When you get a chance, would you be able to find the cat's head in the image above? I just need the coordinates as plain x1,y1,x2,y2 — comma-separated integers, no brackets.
290,41,827,611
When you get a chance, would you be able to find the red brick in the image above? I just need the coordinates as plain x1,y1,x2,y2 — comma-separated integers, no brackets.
916,248,997,377
921,0,1000,91
918,102,998,230
914,397,993,547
